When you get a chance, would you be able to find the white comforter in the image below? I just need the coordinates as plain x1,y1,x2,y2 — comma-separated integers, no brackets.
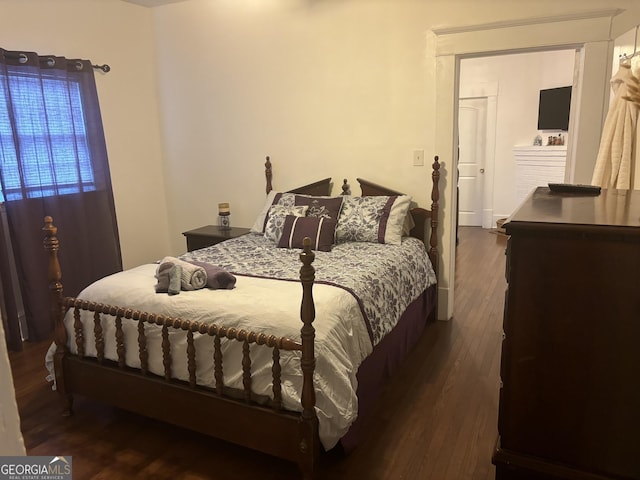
46,264,372,450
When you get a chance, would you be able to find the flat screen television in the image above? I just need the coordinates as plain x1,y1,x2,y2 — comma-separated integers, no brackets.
537,86,572,131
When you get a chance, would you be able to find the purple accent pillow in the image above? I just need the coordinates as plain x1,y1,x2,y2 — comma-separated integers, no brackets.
277,216,337,252
293,195,344,222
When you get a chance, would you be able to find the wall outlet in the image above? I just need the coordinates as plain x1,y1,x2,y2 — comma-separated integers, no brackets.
413,149,424,166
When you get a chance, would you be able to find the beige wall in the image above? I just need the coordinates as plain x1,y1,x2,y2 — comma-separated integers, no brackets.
152,0,640,320
1,0,638,316
0,0,171,269
154,1,640,254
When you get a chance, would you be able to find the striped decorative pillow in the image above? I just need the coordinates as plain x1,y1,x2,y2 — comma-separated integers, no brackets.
335,195,411,245
277,216,337,252
263,205,308,243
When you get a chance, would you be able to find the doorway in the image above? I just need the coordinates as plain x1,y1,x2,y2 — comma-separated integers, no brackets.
457,50,577,232
431,12,620,320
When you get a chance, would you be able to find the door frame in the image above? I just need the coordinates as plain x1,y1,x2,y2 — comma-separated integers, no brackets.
429,8,637,320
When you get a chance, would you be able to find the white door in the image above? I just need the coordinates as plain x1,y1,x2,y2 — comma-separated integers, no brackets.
458,98,487,226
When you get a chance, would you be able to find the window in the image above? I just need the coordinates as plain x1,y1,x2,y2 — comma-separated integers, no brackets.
0,70,96,202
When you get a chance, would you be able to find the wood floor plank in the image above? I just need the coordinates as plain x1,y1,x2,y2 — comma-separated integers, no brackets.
9,226,507,479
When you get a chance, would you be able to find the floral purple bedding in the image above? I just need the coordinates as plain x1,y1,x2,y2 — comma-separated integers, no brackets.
181,233,436,346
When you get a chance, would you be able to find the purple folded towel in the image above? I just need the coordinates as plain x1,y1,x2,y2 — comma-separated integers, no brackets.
188,261,236,290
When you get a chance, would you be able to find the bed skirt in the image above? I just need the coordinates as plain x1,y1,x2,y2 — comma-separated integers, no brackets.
340,285,436,451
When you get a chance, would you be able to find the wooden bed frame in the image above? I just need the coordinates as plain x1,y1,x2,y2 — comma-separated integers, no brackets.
43,155,440,479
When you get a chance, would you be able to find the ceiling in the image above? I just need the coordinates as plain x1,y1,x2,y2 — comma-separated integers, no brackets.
121,0,189,7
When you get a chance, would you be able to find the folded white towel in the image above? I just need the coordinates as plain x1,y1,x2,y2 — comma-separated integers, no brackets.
159,256,207,290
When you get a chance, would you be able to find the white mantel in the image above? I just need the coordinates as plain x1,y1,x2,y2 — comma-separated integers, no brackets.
513,145,567,204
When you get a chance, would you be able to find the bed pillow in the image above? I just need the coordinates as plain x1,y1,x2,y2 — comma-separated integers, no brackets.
403,208,416,235
293,195,344,223
252,193,343,234
251,190,279,234
277,216,337,252
335,195,412,245
251,192,296,234
264,204,308,243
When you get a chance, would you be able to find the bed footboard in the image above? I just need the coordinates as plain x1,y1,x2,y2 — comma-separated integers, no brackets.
43,217,319,479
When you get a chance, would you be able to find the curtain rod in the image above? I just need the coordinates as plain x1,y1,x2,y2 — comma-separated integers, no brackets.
2,50,110,73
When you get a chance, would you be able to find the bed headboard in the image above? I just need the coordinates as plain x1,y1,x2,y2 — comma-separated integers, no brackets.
287,179,332,196
262,154,440,276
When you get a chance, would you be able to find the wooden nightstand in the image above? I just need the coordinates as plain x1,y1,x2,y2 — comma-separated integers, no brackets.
182,225,251,252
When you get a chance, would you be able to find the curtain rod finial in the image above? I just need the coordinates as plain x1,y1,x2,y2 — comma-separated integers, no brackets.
93,64,111,73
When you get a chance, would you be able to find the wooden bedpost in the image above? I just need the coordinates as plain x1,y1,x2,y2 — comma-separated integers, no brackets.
429,156,440,321
341,179,351,195
429,155,440,275
298,237,319,479
265,156,273,194
42,216,73,415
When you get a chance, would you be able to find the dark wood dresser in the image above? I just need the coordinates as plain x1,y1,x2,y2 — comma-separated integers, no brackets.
493,187,640,480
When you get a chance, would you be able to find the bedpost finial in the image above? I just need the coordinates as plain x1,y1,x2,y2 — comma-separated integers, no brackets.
299,237,315,269
43,216,57,236
341,179,351,196
265,156,273,194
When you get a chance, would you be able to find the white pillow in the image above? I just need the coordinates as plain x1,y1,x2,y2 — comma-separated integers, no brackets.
251,190,279,234
387,195,412,245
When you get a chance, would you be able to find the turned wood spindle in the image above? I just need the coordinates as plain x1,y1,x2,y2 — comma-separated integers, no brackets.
271,346,282,411
299,237,317,421
138,319,148,375
242,339,252,403
115,315,125,368
265,156,273,194
213,335,224,395
94,309,104,363
187,328,196,388
162,324,171,381
298,236,319,476
42,216,73,415
429,155,440,277
73,308,84,357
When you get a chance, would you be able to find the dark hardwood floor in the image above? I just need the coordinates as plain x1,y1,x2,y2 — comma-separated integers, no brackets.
9,226,507,479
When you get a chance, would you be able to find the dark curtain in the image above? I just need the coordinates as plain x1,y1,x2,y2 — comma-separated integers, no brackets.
0,49,122,351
